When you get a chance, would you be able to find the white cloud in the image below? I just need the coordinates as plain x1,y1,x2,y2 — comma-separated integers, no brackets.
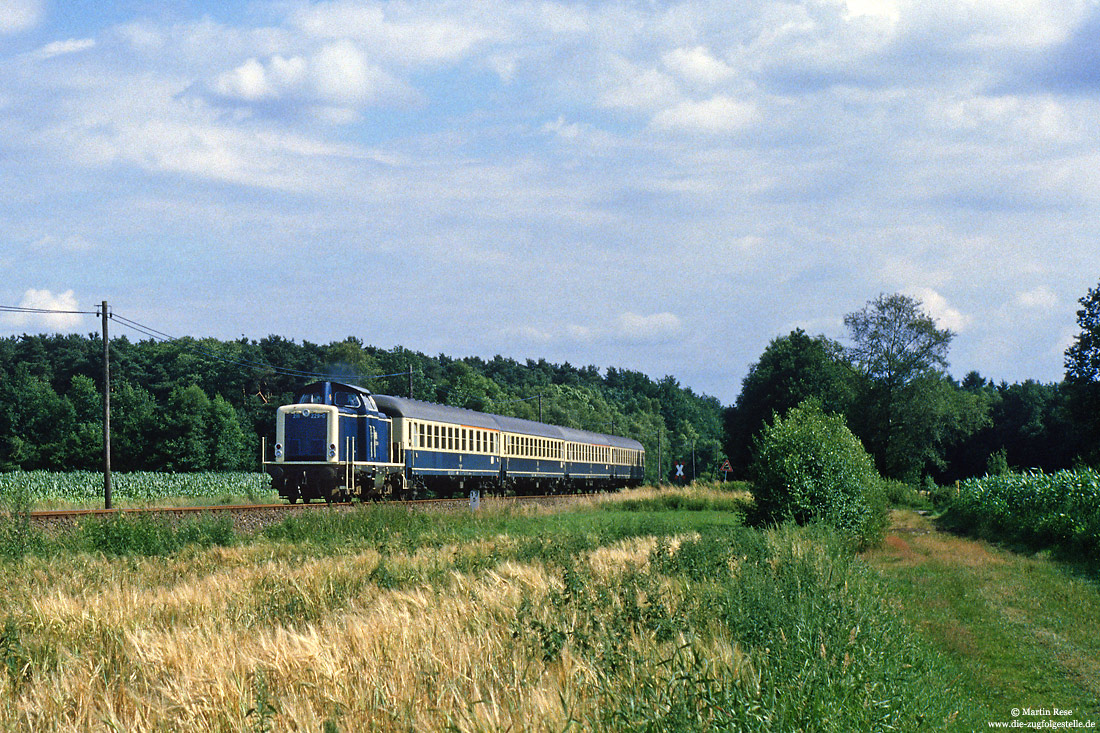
662,46,735,86
31,234,94,252
1016,286,1058,310
910,288,971,332
210,41,412,113
0,0,43,35
312,40,377,104
215,57,274,101
651,95,759,134
600,62,680,112
292,1,489,65
29,37,96,60
3,289,85,331
566,324,597,341
115,21,163,51
616,312,682,341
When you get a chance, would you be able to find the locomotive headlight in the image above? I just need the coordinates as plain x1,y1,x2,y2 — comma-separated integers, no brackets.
274,444,283,459
329,444,337,459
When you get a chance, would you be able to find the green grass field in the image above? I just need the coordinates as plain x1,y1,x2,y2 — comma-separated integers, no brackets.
865,510,1100,727
0,482,1096,731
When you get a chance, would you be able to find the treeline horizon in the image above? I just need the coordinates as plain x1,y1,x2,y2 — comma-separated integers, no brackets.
0,333,722,482
723,289,1100,486
6,283,1100,489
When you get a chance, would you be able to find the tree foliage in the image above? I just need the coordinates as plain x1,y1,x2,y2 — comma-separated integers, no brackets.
0,333,723,482
749,400,887,546
842,293,985,481
723,293,1069,485
1064,282,1100,463
723,329,853,477
843,293,952,389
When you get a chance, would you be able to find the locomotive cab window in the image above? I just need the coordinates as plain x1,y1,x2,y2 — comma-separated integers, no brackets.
334,391,361,409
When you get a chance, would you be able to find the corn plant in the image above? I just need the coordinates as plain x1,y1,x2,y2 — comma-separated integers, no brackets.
0,470,273,506
945,469,1100,555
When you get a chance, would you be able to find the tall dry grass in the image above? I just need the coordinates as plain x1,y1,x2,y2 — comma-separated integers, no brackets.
0,532,696,731
0,489,958,731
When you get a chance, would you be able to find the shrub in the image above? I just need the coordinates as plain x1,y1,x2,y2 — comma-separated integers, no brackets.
749,400,887,546
882,478,928,508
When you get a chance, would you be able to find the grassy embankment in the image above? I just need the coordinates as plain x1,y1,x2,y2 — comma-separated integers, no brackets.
865,508,1100,725
0,484,967,732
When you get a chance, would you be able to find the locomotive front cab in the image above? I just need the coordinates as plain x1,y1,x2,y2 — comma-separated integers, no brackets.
266,381,392,503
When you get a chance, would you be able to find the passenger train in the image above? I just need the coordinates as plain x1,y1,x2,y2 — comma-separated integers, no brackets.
263,381,646,503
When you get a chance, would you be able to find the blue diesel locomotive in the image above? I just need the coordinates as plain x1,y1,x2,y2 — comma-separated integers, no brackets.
263,381,645,502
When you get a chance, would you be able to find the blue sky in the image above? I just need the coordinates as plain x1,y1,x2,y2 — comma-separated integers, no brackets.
3,0,1100,405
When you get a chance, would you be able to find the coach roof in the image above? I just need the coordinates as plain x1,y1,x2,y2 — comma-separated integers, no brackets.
372,395,641,449
372,395,501,431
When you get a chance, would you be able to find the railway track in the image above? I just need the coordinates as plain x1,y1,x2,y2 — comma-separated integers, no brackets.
26,493,588,534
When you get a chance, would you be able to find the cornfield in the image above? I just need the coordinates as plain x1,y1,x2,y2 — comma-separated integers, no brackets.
0,470,272,506
946,469,1100,555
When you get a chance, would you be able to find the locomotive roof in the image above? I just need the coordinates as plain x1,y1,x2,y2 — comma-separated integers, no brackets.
300,381,372,395
372,394,642,449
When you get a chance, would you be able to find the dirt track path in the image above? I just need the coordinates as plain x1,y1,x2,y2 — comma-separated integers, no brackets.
863,510,1100,724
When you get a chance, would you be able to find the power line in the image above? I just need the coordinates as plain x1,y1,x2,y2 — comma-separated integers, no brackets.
0,305,97,315
1,302,412,384
487,394,543,405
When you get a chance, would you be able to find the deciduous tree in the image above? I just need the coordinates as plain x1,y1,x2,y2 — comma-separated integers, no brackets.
843,293,984,481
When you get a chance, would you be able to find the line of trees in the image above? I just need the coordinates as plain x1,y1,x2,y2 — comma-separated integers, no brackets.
9,283,1100,487
0,334,723,483
725,289,1100,484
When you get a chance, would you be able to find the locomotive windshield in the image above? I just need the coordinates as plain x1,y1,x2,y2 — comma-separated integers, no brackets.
296,389,364,410
334,391,361,409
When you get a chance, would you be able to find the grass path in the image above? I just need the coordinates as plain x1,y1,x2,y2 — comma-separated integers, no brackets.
863,510,1100,728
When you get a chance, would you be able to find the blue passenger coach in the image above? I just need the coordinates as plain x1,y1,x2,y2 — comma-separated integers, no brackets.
264,381,645,502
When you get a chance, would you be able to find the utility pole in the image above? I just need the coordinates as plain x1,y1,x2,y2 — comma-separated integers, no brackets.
538,394,542,422
408,362,413,399
657,428,662,487
691,439,696,484
100,301,112,510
